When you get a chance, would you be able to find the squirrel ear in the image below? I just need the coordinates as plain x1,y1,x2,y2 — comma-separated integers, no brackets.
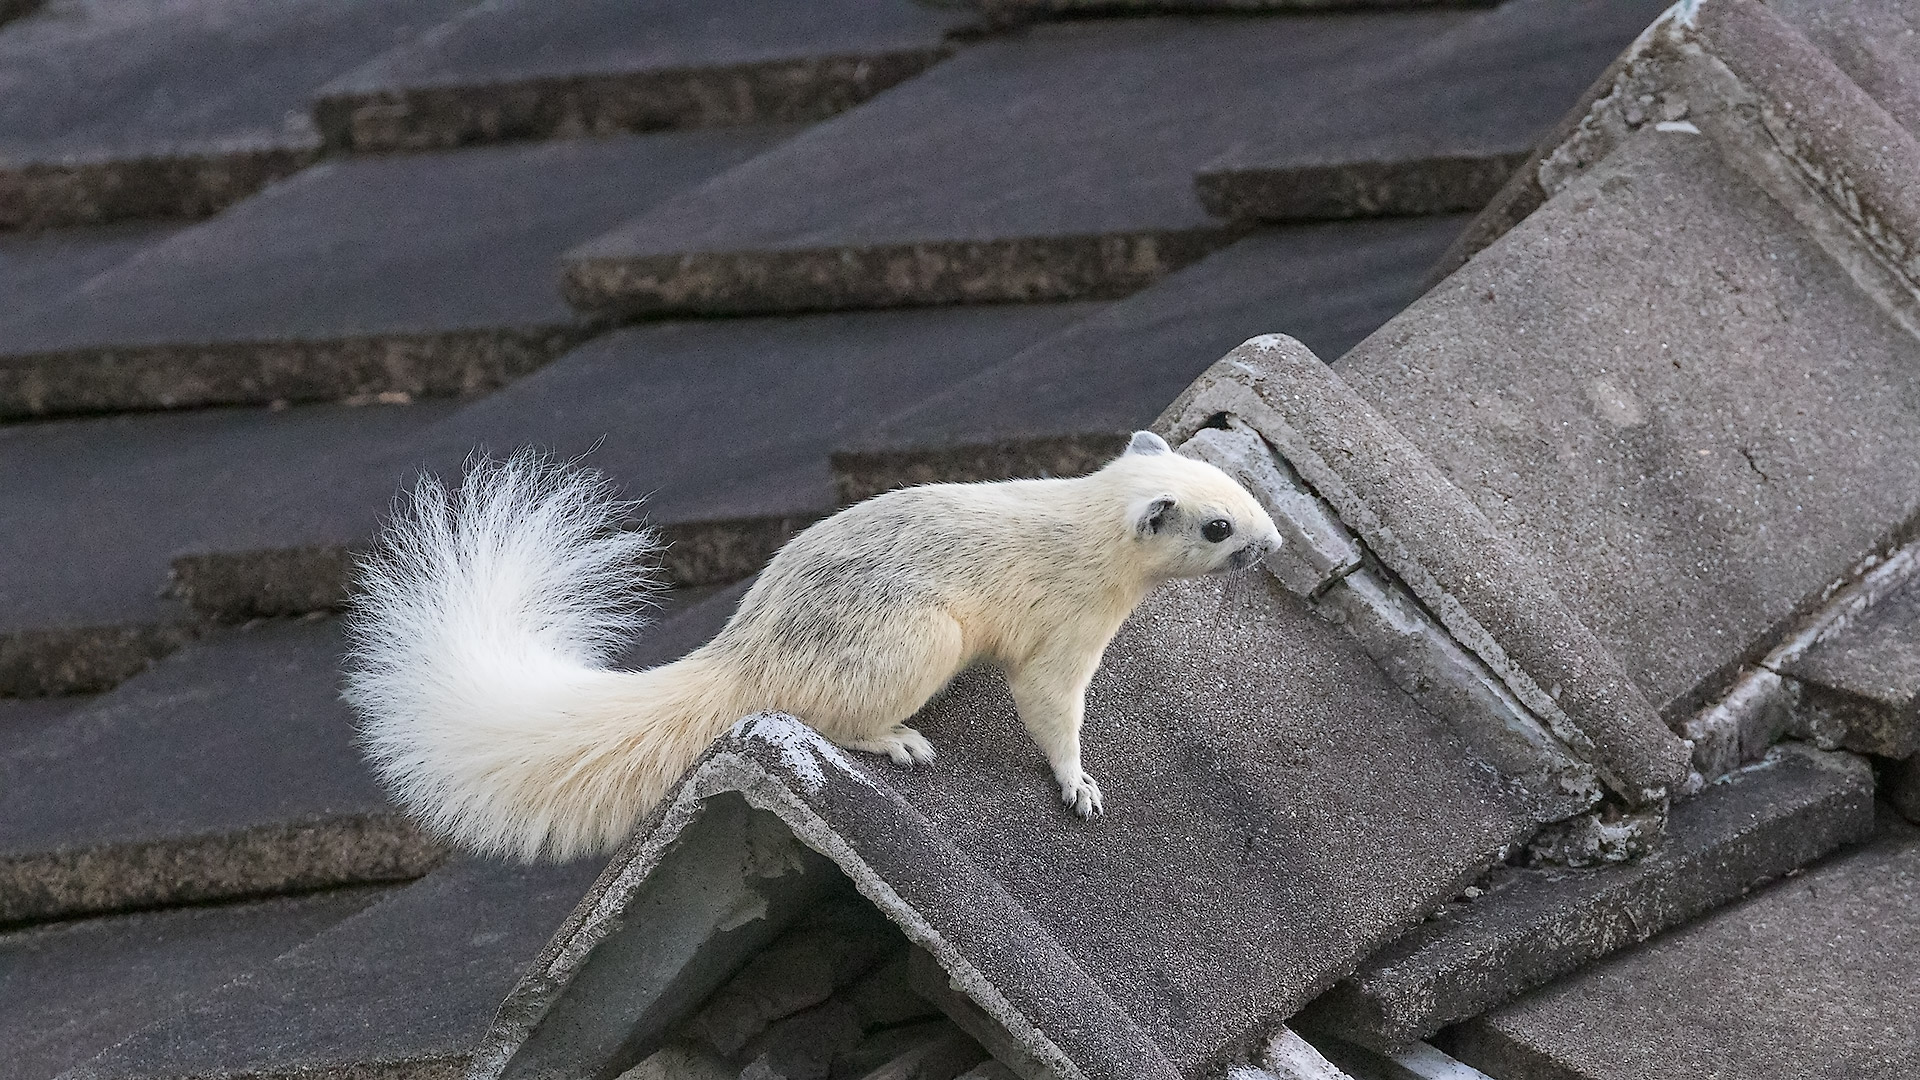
1133,495,1177,536
1125,430,1171,456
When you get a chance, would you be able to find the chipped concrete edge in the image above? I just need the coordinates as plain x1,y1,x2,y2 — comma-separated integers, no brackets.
0,811,445,925
561,229,1242,317
1155,335,1690,807
1684,540,1920,776
0,324,591,420
315,48,953,153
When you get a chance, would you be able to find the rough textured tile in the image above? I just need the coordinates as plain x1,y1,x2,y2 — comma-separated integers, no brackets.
1770,0,1920,140
1195,0,1669,221
1336,126,1920,718
1781,571,1920,759
0,128,784,418
0,618,443,923
563,12,1466,316
180,303,1093,612
64,859,605,1080
1298,744,1876,1048
0,887,388,1080
315,0,972,151
1161,337,1691,807
1445,813,1920,1080
484,572,1542,1080
831,217,1467,502
0,0,478,230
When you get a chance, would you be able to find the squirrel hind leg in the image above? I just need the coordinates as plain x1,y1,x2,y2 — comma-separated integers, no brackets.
806,610,966,768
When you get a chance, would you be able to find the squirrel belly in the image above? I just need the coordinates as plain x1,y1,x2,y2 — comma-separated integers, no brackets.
343,432,1281,862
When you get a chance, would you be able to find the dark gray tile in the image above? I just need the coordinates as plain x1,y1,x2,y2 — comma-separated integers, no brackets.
315,0,973,151
0,0,480,229
0,128,787,418
1783,569,1920,759
0,618,442,923
0,888,390,1080
64,859,604,1080
176,303,1096,612
563,11,1468,315
1196,0,1672,220
0,401,456,635
831,216,1468,501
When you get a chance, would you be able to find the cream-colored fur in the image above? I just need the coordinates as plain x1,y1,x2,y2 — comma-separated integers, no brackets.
344,431,1281,861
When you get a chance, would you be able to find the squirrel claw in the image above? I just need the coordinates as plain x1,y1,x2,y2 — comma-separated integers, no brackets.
1059,773,1103,819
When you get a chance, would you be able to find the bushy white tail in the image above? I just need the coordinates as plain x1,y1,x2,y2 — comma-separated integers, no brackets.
344,452,727,862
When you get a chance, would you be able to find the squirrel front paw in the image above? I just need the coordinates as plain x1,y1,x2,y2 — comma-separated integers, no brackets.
1059,771,1104,819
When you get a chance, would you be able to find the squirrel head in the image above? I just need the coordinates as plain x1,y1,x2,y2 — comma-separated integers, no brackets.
1106,431,1282,579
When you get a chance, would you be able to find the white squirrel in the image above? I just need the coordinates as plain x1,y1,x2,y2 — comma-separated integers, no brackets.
343,431,1281,861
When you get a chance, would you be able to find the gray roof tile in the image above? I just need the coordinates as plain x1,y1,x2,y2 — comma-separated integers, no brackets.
1,886,389,1080
167,303,1095,615
1338,124,1920,719
1446,812,1920,1080
1299,744,1876,1048
61,858,605,1080
562,11,1467,316
0,618,441,922
1195,0,1670,221
315,0,973,151
0,0,478,230
0,127,786,418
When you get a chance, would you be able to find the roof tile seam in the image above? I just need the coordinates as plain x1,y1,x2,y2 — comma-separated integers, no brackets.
1683,537,1920,778
1155,336,1689,807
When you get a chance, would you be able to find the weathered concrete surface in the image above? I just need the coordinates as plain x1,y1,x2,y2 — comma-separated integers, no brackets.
482,572,1544,1079
0,128,783,418
1336,126,1920,721
0,619,444,923
830,217,1467,502
1298,744,1875,1048
1,887,387,1080
62,859,604,1080
0,0,476,230
562,12,1467,316
176,303,1092,616
1194,0,1667,222
1,399,455,641
1445,813,1920,1080
1771,0,1920,143
0,622,195,698
1781,569,1920,759
315,0,971,152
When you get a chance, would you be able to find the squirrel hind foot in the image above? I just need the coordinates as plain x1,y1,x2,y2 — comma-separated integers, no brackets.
842,725,938,768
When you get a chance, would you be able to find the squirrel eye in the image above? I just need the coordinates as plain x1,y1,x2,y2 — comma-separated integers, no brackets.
1202,518,1233,543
